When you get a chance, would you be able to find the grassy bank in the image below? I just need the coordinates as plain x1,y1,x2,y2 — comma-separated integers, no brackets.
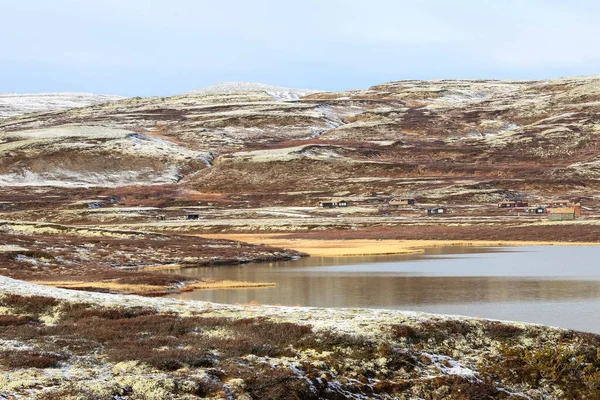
30,279,276,296
198,233,600,257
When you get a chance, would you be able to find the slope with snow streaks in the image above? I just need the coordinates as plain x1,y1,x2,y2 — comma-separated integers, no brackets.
0,125,210,187
0,92,125,119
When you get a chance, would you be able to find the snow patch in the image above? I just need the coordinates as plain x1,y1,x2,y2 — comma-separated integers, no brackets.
220,144,351,163
183,82,321,101
0,168,184,188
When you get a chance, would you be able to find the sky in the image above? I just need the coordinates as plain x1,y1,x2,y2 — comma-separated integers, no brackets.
2,0,599,96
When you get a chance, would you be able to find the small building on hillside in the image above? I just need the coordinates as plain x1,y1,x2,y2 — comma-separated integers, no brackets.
389,198,415,207
319,201,336,208
498,200,528,208
319,199,349,208
525,206,546,214
498,201,515,208
426,207,447,215
546,201,581,216
186,214,200,220
547,207,577,221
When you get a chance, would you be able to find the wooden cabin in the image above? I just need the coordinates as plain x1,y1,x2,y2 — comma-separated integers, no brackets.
389,198,415,207
547,207,577,220
547,202,581,216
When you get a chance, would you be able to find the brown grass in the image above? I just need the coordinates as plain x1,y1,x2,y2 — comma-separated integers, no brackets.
184,280,275,290
31,278,275,296
280,224,600,243
30,280,175,295
200,232,600,257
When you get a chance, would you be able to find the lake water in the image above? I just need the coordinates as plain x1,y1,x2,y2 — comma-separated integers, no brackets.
166,246,600,333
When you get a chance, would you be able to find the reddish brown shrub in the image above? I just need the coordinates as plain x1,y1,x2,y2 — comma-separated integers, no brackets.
0,294,58,315
379,344,418,373
432,375,499,399
0,350,65,369
482,321,525,339
391,324,419,340
0,315,39,326
108,344,217,371
392,319,475,343
233,319,313,346
224,363,318,400
60,305,157,321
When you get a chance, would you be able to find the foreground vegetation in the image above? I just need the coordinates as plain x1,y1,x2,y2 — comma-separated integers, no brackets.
1,290,599,399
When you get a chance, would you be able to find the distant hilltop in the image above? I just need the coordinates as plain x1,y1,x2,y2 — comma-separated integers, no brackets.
182,81,322,101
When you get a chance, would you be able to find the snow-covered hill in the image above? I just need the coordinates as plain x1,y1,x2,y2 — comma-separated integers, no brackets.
183,81,321,101
0,92,125,119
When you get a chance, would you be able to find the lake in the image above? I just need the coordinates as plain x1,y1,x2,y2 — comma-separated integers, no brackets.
166,246,600,333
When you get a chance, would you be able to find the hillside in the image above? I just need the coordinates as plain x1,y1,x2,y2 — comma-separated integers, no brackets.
0,92,124,119
2,76,599,204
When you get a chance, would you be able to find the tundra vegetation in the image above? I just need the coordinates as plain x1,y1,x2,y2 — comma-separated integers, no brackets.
1,292,600,399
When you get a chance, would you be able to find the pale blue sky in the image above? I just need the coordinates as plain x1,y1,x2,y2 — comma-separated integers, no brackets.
2,0,599,96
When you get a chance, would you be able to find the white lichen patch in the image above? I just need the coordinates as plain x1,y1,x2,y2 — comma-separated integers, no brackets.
0,245,29,252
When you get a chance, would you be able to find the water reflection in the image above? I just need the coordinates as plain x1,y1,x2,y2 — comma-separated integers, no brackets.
166,246,600,333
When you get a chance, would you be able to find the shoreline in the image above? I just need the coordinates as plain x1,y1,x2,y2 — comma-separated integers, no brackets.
198,233,600,257
30,279,276,296
0,275,567,335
